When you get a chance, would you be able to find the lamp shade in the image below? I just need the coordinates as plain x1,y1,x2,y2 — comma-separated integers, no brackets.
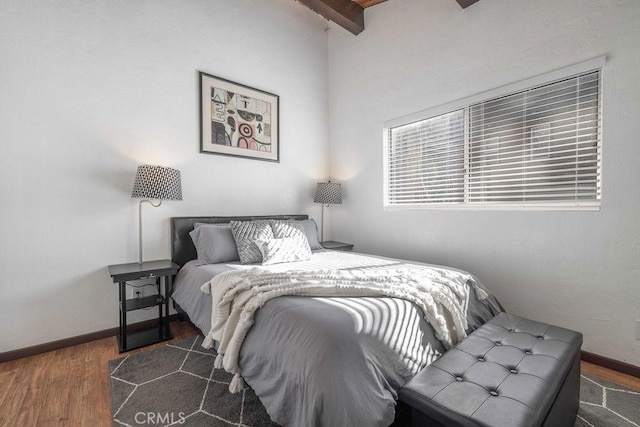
314,182,342,204
131,165,182,200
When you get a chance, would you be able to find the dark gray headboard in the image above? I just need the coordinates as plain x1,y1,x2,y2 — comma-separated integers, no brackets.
170,214,308,268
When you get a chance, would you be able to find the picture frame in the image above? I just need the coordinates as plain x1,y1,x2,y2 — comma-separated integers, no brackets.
199,71,279,162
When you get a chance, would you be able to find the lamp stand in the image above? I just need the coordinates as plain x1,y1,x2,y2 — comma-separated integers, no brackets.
138,199,162,264
320,203,327,243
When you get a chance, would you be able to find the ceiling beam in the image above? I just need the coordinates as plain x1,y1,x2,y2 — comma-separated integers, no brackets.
455,0,480,8
354,0,387,7
297,0,365,35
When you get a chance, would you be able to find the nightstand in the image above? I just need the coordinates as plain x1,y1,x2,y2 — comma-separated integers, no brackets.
108,259,179,353
321,241,354,251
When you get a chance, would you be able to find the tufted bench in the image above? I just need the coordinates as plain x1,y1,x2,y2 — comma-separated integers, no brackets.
399,313,582,427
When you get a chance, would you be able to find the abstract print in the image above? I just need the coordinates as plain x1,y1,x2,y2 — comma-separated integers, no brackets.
211,88,272,153
200,72,279,162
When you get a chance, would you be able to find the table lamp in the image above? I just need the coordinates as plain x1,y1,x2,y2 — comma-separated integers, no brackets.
313,181,342,242
131,165,182,263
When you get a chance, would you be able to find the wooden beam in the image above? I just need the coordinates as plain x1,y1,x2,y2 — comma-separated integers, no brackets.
455,0,480,8
297,0,365,35
354,0,387,7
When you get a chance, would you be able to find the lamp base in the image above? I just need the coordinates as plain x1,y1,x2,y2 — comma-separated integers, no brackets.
138,199,162,264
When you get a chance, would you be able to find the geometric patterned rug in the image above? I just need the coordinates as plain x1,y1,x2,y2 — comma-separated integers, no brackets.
109,337,640,427
108,336,276,426
576,374,640,427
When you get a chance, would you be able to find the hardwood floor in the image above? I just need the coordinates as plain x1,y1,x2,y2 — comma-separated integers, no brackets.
581,360,640,391
1,321,638,426
0,321,198,427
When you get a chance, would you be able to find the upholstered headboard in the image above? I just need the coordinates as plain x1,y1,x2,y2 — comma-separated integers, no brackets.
170,214,309,268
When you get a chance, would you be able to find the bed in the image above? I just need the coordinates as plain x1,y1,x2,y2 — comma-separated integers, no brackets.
170,215,504,426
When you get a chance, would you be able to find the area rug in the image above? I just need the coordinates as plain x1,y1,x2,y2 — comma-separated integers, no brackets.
109,336,276,426
576,374,640,427
109,336,640,426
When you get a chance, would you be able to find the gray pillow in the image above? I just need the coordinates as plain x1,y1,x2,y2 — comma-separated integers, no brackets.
230,220,274,264
255,237,312,265
298,219,322,250
189,223,239,265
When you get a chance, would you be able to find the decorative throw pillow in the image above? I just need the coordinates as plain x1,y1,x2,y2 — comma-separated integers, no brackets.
255,237,312,265
189,223,239,265
270,220,320,251
230,220,274,264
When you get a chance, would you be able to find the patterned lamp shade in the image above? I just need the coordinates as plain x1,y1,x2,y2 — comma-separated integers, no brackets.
314,182,342,205
131,165,183,200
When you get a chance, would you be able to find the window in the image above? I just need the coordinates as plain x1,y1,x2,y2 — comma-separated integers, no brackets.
384,57,603,210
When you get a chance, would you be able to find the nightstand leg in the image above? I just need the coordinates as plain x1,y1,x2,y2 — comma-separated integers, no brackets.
120,281,127,351
165,275,172,339
157,277,162,339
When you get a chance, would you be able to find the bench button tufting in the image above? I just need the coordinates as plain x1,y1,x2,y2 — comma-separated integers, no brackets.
397,314,583,427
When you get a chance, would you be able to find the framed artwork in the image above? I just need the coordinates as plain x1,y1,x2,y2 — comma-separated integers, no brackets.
199,71,279,162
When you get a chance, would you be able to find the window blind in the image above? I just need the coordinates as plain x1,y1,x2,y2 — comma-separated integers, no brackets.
467,71,601,204
383,60,602,210
386,110,465,205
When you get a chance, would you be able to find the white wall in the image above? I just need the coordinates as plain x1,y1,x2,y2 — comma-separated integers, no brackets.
0,0,329,352
328,0,640,365
2,0,639,368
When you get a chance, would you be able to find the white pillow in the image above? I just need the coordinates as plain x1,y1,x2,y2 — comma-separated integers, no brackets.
255,237,312,265
270,220,322,249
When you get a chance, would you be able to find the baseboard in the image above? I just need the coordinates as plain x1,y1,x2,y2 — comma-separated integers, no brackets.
0,314,183,364
581,351,640,378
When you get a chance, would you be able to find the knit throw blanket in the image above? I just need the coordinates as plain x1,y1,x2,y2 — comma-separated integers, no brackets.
200,266,487,393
